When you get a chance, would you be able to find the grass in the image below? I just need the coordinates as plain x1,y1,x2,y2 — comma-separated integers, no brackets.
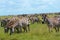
0,14,60,40
0,23,60,40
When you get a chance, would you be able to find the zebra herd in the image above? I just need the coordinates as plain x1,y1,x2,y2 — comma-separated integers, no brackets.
0,16,41,35
0,14,60,35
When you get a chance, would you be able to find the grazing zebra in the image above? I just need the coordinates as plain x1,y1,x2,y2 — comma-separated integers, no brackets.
41,14,47,24
29,16,40,24
4,17,30,35
1,18,10,27
45,16,60,32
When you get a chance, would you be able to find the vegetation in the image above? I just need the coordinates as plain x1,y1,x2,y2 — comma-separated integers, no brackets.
0,13,60,40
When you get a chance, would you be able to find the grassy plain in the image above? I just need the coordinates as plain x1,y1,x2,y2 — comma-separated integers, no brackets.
0,14,60,40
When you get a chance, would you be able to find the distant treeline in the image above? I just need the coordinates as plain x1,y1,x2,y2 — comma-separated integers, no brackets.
0,12,60,18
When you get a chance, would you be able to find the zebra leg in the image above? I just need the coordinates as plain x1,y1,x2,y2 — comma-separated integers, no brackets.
6,28,9,33
1,22,2,27
16,28,20,33
23,26,27,32
23,27,25,32
10,27,14,35
57,27,59,32
28,24,30,31
4,27,9,33
48,26,53,32
12,27,14,33
54,27,57,32
48,27,51,32
48,25,51,32
43,19,45,24
10,28,13,35
36,20,38,23
38,20,41,23
19,26,22,33
23,27,26,32
25,27,27,32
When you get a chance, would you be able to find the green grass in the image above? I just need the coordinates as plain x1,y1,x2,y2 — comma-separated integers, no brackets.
0,14,60,40
0,23,60,40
